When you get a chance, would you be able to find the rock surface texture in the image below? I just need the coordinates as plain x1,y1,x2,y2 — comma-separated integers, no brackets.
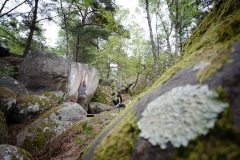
19,50,69,94
0,144,33,160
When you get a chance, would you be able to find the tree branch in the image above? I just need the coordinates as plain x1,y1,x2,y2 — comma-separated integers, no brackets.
0,0,28,18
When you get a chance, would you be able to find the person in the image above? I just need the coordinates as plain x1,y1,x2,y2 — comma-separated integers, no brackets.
77,73,87,106
0,47,10,57
112,91,122,107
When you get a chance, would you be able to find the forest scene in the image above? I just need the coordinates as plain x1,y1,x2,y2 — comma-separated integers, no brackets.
0,0,240,159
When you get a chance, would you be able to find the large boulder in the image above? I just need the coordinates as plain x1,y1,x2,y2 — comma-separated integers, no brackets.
17,102,87,154
80,1,240,159
0,76,28,96
18,51,99,107
0,111,8,144
88,102,112,114
0,86,16,118
0,144,33,160
67,62,99,110
7,92,63,124
19,50,69,94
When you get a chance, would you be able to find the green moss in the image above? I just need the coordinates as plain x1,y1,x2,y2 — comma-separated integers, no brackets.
171,1,240,83
93,111,140,160
173,86,240,160
173,107,240,160
0,86,16,98
42,91,63,104
22,123,56,153
216,85,228,102
91,87,108,104
16,95,53,111
16,146,33,160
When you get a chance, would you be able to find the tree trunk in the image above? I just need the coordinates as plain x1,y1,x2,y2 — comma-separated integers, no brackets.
145,0,160,78
60,0,71,58
174,0,179,60
23,0,39,57
75,36,80,62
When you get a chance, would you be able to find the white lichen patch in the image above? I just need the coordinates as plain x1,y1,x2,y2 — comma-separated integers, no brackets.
137,84,228,149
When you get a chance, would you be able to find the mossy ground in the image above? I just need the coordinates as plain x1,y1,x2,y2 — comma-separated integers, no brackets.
93,110,139,160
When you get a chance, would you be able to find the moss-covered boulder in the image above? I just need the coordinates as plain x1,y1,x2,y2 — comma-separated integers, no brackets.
79,0,240,160
17,102,87,154
91,87,108,104
0,144,33,160
0,86,16,118
41,90,64,105
0,111,8,144
7,94,55,124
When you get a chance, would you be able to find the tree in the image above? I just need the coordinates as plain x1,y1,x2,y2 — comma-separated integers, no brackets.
145,0,160,78
57,0,118,62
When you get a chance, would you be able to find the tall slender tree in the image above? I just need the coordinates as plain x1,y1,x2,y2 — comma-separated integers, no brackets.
145,0,160,77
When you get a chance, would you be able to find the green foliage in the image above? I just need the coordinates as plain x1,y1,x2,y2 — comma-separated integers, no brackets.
0,66,16,77
75,137,84,146
82,121,94,136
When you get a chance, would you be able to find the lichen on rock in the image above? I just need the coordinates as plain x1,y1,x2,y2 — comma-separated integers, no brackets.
137,84,228,149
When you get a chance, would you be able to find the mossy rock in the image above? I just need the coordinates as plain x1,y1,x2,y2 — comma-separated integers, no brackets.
0,144,33,160
17,102,87,154
0,86,16,118
8,94,54,124
41,90,64,104
91,87,108,104
0,111,8,144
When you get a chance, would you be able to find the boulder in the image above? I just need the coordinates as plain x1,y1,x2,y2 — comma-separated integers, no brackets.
17,102,87,153
0,76,28,96
67,62,99,110
90,87,108,104
7,93,61,124
41,90,64,105
0,144,32,160
80,1,240,159
0,111,8,144
0,86,16,118
19,50,69,94
88,102,112,114
18,51,99,108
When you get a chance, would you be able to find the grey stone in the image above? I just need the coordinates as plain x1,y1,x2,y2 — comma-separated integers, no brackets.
0,76,28,96
0,144,33,160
